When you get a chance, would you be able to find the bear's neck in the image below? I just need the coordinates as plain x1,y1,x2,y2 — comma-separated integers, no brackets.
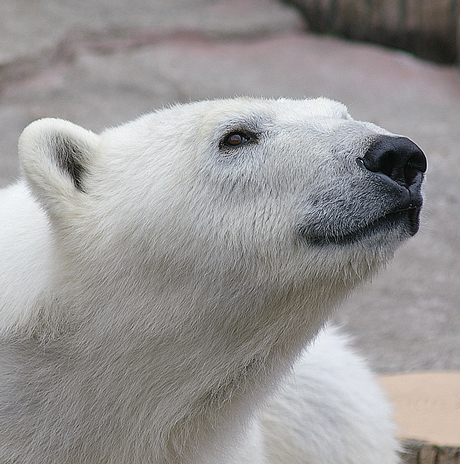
55,277,335,462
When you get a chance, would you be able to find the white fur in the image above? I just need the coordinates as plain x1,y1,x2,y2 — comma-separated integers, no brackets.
0,97,409,463
261,326,399,464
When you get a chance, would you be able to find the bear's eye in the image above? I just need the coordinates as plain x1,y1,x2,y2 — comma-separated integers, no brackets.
221,131,254,149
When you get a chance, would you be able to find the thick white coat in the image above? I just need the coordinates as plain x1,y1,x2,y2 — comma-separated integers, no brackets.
0,98,410,463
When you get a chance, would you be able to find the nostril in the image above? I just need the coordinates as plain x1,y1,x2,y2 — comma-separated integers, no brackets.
404,153,427,186
362,136,427,188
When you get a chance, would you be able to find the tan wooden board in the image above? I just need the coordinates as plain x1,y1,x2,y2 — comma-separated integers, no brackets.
379,372,460,447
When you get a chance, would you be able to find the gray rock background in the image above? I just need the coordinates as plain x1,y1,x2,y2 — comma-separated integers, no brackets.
0,0,458,375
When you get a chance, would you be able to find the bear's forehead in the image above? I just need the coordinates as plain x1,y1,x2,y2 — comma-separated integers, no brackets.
102,97,353,149
190,97,352,136
201,97,350,122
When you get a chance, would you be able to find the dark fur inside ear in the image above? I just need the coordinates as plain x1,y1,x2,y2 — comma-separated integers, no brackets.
53,135,87,192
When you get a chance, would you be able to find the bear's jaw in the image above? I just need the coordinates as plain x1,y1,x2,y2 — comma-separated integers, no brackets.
302,204,422,247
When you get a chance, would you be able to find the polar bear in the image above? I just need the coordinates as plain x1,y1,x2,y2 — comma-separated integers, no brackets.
0,97,426,463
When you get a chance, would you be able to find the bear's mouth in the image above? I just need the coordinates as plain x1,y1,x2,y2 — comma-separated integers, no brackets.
303,205,422,247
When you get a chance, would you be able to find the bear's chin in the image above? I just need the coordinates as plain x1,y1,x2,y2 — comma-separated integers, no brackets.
303,206,422,247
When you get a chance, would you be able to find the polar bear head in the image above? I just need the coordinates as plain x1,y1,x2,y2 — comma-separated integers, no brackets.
6,97,425,462
18,97,425,349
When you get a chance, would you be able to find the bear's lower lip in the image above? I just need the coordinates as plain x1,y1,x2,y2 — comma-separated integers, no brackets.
306,206,422,247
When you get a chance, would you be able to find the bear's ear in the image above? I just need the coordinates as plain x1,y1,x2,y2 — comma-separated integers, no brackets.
18,118,99,219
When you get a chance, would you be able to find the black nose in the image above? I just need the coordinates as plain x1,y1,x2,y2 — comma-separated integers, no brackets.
362,136,427,189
